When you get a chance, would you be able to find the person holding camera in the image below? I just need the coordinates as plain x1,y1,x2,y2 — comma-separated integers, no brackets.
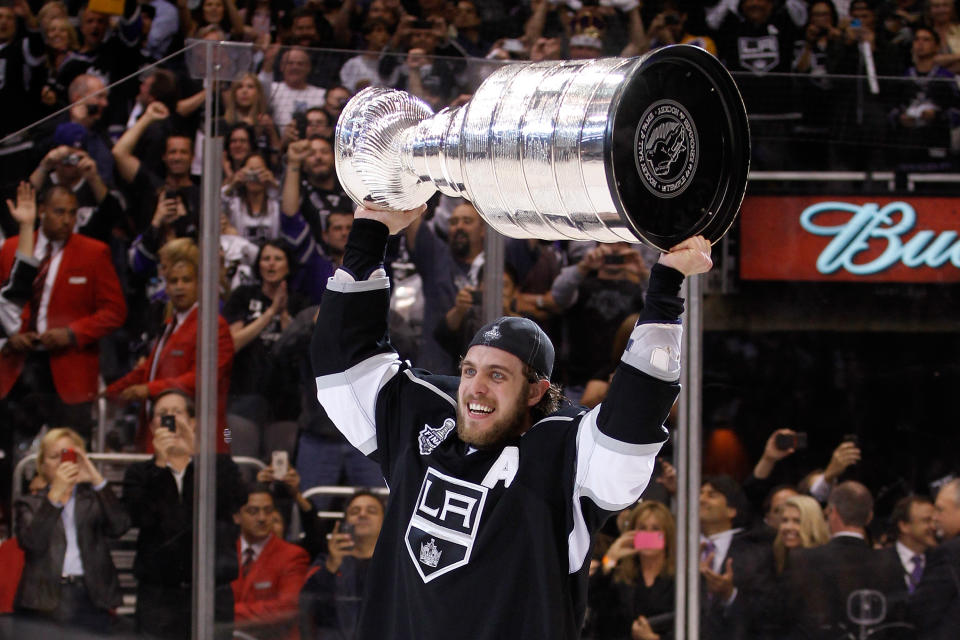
122,389,245,639
588,501,677,640
299,490,386,640
28,122,124,244
14,427,130,635
550,241,648,403
221,152,282,247
645,0,717,56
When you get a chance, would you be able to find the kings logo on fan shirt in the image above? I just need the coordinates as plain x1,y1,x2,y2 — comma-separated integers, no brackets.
405,467,488,583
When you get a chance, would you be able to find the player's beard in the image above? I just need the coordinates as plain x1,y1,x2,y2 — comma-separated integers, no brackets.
456,381,530,449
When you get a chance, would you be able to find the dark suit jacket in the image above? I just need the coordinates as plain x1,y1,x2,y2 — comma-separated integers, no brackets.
106,306,234,453
232,534,310,638
0,232,126,403
13,483,131,612
701,529,777,640
781,535,907,640
122,455,244,589
911,536,960,640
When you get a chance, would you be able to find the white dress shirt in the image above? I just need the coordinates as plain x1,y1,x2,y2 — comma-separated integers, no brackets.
33,231,65,335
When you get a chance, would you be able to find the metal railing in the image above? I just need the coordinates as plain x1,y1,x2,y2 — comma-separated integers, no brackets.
302,485,391,521
10,452,267,529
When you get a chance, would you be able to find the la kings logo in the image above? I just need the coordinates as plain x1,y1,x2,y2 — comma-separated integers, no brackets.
405,467,488,583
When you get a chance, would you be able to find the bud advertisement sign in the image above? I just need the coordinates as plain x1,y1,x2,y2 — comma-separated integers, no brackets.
739,196,960,282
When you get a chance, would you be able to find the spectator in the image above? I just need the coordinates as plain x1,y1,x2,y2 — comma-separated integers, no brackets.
105,250,234,453
299,490,386,640
28,122,123,244
339,18,399,93
259,45,327,129
698,475,776,639
434,263,522,364
714,0,799,117
220,211,261,293
254,466,325,558
0,0,45,137
221,152,282,246
321,84,351,128
224,239,308,451
928,0,960,72
590,501,676,640
36,14,80,112
142,0,182,60
122,389,245,639
0,185,126,522
885,495,936,593
404,200,485,375
280,136,350,248
176,0,245,40
646,0,718,55
780,481,906,638
386,14,467,110
0,183,38,351
772,494,829,573
888,25,959,161
550,242,647,402
806,438,863,503
301,105,334,141
222,122,256,183
222,73,280,167
61,75,116,186
112,100,200,233
282,202,353,305
793,0,845,76
911,478,960,638
835,0,909,76
13,427,130,635
232,484,310,638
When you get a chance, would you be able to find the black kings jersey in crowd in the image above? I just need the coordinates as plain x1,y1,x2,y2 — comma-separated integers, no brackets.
311,266,684,640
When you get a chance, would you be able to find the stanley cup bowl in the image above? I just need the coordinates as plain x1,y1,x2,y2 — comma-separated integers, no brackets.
335,44,750,251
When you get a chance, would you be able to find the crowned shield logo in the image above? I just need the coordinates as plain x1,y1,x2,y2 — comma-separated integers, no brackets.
418,418,456,455
634,99,699,199
405,468,488,583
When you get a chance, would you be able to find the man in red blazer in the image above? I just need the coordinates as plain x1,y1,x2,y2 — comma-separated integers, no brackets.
232,485,310,639
0,186,125,525
105,255,234,453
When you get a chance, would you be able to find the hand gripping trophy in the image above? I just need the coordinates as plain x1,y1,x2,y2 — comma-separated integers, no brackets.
335,45,749,250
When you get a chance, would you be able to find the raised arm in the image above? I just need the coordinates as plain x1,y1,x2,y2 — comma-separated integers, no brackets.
310,207,425,458
112,101,170,184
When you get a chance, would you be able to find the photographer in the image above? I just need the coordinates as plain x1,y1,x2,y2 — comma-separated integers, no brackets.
299,490,386,640
434,263,522,364
550,241,648,402
221,152,281,247
647,0,717,55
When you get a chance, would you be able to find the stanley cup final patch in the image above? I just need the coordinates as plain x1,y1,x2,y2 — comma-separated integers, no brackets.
634,99,699,199
405,467,488,583
418,418,456,456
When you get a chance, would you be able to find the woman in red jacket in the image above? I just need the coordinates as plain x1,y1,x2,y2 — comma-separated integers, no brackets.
107,252,234,452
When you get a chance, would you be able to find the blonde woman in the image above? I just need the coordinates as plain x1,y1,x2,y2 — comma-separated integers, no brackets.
223,72,280,167
14,428,130,633
591,501,676,640
773,494,830,573
38,14,80,108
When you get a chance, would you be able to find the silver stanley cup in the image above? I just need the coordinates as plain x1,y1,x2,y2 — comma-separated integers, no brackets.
335,44,750,250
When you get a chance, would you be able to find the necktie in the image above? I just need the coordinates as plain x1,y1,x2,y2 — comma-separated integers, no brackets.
700,539,717,564
242,547,255,578
28,243,53,332
909,554,924,594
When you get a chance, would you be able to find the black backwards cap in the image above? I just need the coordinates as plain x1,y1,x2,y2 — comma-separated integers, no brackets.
467,317,555,381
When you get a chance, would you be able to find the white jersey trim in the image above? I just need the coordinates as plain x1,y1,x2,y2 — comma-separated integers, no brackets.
567,406,662,574
326,272,391,293
402,369,457,408
315,351,401,454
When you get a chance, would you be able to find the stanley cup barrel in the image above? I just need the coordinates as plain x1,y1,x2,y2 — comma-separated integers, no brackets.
335,45,750,250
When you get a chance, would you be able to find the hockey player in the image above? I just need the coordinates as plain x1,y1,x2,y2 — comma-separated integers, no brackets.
311,204,712,640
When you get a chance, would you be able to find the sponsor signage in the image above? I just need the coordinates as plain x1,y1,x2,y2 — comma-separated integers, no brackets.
740,196,960,282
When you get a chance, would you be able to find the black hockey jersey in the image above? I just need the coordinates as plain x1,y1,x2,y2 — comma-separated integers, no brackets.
311,267,683,640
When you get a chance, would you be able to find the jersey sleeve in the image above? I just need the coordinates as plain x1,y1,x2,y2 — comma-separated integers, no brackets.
565,264,683,573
